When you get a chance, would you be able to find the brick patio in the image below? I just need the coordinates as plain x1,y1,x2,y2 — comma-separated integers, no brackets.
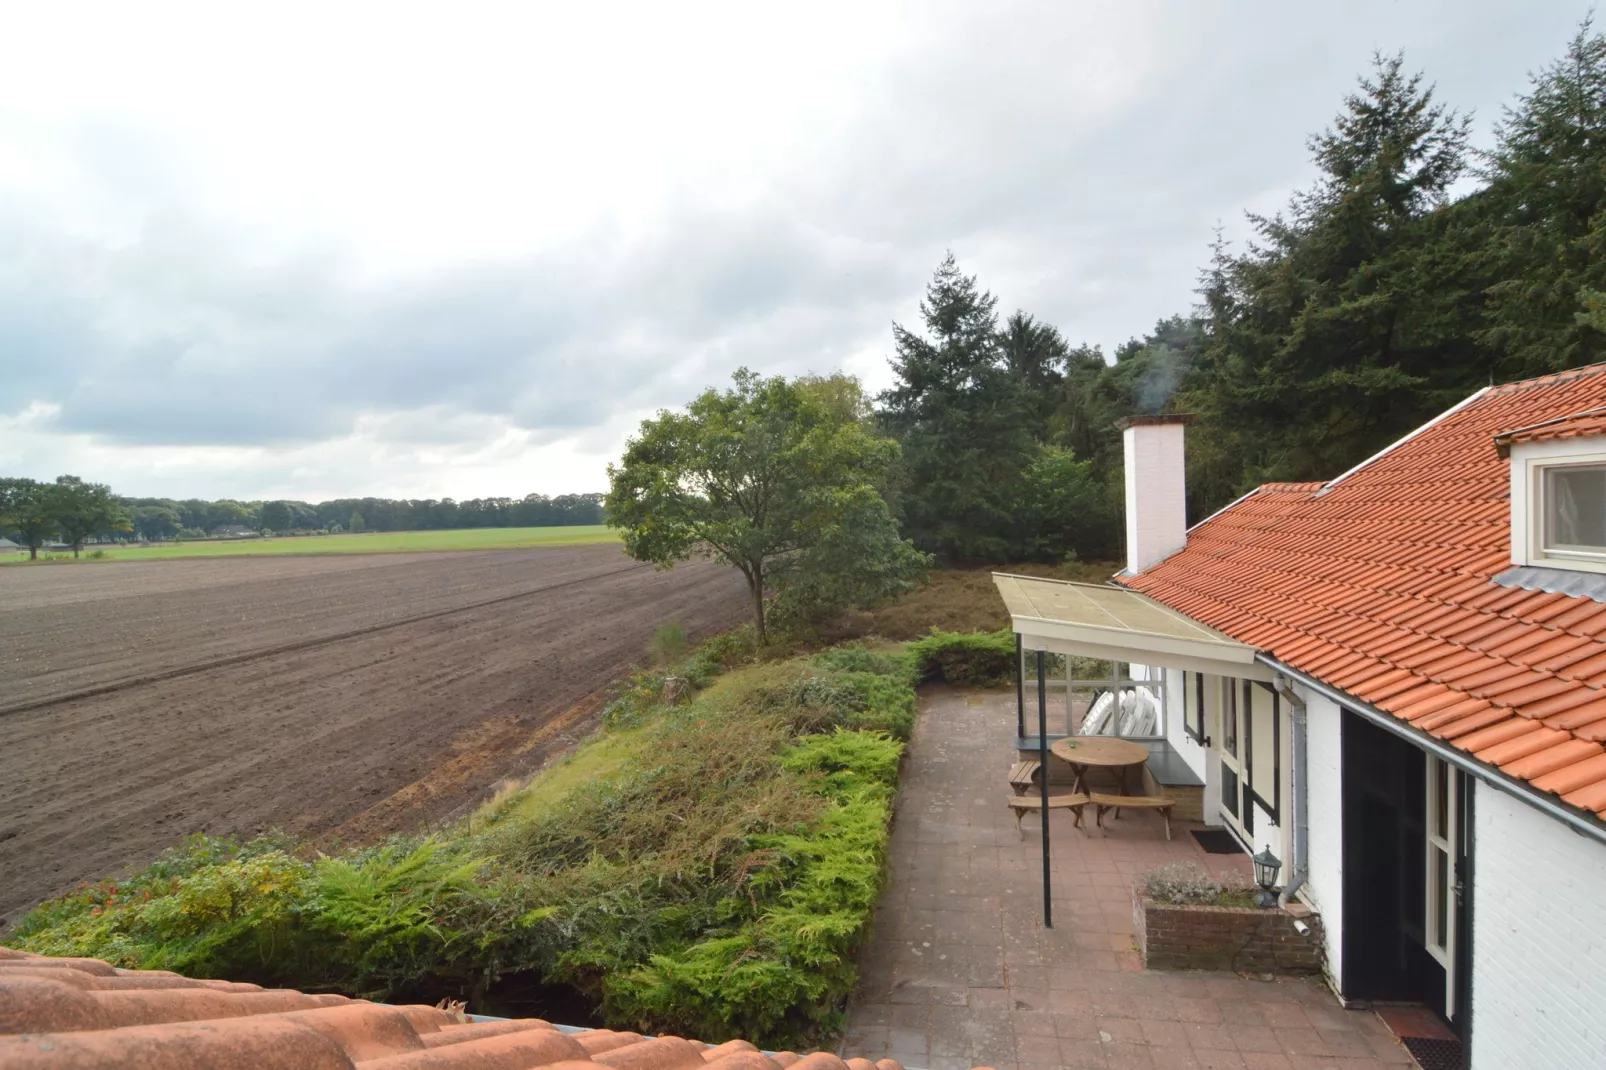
839,688,1415,1070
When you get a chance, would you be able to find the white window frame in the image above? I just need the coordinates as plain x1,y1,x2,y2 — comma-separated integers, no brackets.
1218,677,1248,838
1425,755,1458,1019
1537,459,1606,562
1513,444,1606,573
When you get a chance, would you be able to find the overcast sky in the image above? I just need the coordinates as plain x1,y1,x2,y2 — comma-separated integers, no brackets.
0,1,1589,502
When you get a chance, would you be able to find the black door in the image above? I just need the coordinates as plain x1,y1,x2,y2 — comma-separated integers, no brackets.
1341,710,1437,1002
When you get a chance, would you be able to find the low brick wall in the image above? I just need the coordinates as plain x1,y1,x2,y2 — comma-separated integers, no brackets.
1133,896,1324,974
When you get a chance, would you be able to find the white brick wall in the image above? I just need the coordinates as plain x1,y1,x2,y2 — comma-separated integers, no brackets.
1472,788,1606,1069
1123,422,1188,573
1161,669,1215,821
1300,688,1344,988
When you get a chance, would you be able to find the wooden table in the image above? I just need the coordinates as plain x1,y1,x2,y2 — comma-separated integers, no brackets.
1049,736,1150,797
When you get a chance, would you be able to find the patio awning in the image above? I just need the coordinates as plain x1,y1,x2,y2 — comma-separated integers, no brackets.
993,573,1272,681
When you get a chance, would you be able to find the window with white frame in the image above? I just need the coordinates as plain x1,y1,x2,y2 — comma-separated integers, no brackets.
1542,463,1606,557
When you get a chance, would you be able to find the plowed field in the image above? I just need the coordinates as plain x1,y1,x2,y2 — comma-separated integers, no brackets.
0,546,747,925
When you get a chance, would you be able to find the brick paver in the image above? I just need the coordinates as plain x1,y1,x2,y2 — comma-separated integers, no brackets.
840,689,1413,1070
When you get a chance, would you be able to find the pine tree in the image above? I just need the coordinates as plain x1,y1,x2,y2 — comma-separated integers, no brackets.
878,255,1036,560
1198,52,1474,487
999,310,1069,424
1480,19,1606,374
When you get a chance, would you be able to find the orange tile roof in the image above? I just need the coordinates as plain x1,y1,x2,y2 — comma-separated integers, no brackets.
1122,363,1606,824
0,949,933,1070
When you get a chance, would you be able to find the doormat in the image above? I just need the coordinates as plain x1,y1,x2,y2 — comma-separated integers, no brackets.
1191,828,1244,854
1401,1036,1464,1070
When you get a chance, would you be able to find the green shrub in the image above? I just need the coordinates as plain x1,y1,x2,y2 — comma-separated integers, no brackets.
695,625,759,669
831,671,916,739
603,730,901,1043
10,834,502,1001
812,644,916,684
702,654,918,741
601,669,668,729
907,629,1017,685
780,729,903,794
10,836,318,986
308,840,490,995
647,618,688,666
702,663,859,734
474,711,901,1045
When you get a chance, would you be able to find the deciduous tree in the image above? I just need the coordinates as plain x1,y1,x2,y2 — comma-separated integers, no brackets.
607,370,927,644
0,478,57,559
207,500,253,532
259,500,294,533
133,505,182,541
51,476,130,557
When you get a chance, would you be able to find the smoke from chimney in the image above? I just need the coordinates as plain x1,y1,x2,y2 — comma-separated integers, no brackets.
1135,343,1187,414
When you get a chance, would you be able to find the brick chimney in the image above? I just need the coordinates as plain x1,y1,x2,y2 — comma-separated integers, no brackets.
1118,414,1194,574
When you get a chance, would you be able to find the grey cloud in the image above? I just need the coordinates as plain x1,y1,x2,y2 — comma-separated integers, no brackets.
1,178,917,449
0,0,1591,472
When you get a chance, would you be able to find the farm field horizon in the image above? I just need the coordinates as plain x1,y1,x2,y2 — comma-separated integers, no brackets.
1,524,619,563
0,544,747,927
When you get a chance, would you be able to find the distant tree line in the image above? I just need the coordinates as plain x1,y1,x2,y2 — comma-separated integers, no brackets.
880,22,1606,563
0,486,607,553
112,493,606,541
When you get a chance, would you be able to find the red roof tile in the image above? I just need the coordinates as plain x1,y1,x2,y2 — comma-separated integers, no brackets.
0,950,917,1070
1122,364,1606,823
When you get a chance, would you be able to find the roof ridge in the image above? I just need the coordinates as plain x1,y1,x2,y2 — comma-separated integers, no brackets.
1485,360,1606,396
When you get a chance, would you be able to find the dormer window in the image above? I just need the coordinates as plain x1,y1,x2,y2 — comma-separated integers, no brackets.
1499,408,1606,572
1542,463,1606,559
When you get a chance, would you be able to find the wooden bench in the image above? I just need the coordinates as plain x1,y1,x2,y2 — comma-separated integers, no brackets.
1005,792,1090,837
1008,760,1041,795
1090,792,1177,840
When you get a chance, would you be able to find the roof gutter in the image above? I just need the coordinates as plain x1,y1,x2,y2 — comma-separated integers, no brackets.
1255,652,1606,849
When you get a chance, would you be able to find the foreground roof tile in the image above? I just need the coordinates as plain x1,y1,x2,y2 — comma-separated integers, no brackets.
1122,363,1606,823
0,952,912,1070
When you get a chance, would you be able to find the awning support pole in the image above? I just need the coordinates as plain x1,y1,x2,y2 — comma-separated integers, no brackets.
1038,649,1052,929
1066,655,1075,736
1016,633,1026,739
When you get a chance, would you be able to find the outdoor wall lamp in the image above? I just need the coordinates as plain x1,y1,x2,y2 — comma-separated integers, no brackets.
1252,848,1282,908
